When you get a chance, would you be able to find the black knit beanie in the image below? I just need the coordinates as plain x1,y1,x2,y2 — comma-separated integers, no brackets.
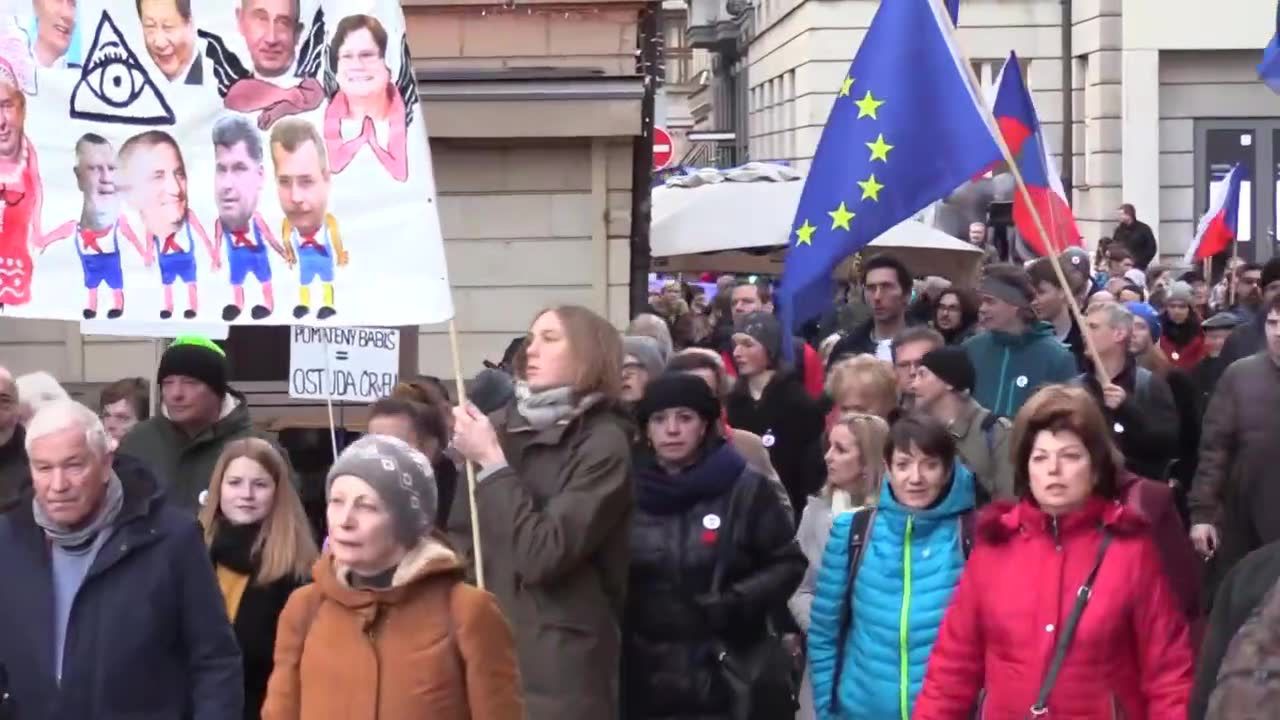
920,346,976,395
158,337,229,398
636,373,721,427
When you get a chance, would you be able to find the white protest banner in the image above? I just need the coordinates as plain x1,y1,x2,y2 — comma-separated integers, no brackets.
289,325,397,402
0,0,452,327
80,319,228,339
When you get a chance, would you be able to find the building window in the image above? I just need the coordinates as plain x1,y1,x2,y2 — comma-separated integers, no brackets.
225,327,289,382
971,56,1031,107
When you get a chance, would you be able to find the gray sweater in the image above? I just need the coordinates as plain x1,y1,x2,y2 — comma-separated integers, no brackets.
51,531,111,683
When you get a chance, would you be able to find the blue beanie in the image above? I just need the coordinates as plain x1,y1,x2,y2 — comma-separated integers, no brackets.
1125,301,1161,343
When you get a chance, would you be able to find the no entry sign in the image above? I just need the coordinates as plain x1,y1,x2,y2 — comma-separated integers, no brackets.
653,126,674,170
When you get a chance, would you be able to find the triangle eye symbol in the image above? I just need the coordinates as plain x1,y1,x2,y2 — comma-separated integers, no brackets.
70,11,174,126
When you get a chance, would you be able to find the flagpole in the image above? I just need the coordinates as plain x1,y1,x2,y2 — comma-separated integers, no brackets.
933,0,1106,376
447,317,485,590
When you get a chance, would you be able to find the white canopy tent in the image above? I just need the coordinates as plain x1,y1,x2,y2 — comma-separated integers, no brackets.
650,163,985,284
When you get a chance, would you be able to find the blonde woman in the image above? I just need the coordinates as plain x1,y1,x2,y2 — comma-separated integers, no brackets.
200,438,318,720
826,355,899,419
789,413,889,720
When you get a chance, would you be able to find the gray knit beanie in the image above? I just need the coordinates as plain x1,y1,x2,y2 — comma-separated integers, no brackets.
623,335,666,378
1166,281,1194,305
326,435,438,548
734,311,783,363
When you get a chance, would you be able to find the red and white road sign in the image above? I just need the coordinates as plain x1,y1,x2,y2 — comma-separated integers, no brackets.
653,127,673,170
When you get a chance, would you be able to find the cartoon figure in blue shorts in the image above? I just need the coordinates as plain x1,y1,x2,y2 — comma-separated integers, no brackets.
121,130,219,319
39,134,151,319
270,119,347,320
212,116,289,321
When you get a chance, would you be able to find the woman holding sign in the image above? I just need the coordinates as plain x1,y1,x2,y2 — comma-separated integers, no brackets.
452,305,634,720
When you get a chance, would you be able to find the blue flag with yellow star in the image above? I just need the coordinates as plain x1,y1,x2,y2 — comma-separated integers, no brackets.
777,0,998,354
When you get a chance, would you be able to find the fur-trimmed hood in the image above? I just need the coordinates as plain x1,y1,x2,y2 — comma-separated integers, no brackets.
313,533,464,609
976,493,1150,544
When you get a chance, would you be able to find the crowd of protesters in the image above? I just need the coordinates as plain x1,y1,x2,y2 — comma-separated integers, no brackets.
2,207,1280,718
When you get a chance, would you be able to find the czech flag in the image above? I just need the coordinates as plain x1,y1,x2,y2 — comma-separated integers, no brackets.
992,52,1081,256
1184,164,1244,264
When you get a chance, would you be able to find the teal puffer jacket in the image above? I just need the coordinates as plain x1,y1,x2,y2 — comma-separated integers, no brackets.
807,463,976,720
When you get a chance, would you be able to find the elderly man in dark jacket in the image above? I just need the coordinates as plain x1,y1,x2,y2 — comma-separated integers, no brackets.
1078,301,1179,481
0,400,242,719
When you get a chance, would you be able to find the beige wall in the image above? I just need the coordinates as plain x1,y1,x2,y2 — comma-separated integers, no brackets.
417,138,635,380
1123,0,1274,51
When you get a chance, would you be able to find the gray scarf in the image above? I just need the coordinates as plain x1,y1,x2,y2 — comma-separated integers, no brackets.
515,383,588,431
34,470,125,548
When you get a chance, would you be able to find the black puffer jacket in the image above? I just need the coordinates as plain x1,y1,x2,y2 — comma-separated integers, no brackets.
725,369,826,520
623,442,805,720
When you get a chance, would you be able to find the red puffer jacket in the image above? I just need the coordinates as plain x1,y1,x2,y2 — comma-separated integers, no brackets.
913,495,1194,720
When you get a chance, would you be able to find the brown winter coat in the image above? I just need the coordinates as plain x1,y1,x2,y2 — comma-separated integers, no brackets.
476,400,633,720
261,536,524,720
1191,353,1280,553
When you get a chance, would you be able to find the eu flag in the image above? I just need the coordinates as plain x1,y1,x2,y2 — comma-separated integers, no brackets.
1260,0,1280,93
776,0,1000,351
945,0,960,24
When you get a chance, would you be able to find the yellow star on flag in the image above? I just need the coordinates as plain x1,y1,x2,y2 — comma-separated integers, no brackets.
839,76,854,97
854,91,885,119
866,134,894,162
828,202,855,231
795,219,817,246
858,174,885,201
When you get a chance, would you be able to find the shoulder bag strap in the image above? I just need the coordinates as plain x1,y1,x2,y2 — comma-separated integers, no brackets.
1028,530,1113,718
710,476,754,595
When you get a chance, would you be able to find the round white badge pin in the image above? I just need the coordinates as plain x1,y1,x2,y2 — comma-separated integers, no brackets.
1171,352,1180,361
198,490,209,507
1015,375,1028,388
761,431,776,448
1113,422,1125,434
703,514,722,530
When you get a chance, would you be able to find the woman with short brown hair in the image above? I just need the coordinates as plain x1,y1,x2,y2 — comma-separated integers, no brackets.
915,385,1194,719
200,438,318,720
451,305,632,720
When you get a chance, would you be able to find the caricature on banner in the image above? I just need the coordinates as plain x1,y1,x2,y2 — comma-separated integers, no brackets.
0,0,452,328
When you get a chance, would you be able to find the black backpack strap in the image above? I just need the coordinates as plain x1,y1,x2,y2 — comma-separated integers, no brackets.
958,510,976,559
830,507,876,700
1028,530,1112,717
979,411,1000,455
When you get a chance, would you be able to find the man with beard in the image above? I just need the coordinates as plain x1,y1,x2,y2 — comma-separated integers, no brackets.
39,134,149,319
120,130,218,319
211,115,288,321
828,255,918,366
271,118,346,320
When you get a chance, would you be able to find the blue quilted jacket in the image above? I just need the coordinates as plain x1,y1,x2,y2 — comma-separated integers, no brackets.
807,463,976,720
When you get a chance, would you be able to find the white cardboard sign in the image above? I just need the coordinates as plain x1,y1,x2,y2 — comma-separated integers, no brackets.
289,326,398,403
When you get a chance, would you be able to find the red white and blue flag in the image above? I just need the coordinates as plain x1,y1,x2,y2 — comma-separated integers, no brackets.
992,52,1081,256
1185,163,1244,263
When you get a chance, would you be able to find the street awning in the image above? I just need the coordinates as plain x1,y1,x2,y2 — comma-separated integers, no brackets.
650,164,984,283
